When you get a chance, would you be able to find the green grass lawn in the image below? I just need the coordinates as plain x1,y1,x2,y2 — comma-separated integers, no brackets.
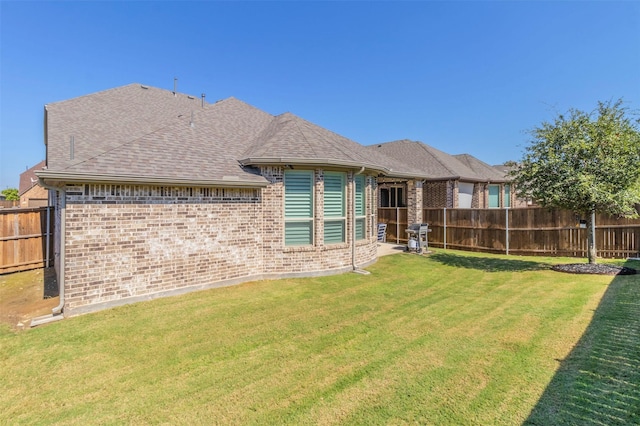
1,250,638,425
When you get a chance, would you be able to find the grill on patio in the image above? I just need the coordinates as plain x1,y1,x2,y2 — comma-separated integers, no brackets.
405,223,430,254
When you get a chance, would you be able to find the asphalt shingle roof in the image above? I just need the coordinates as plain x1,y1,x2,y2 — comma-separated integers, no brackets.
45,84,208,173
454,154,507,181
367,140,506,182
241,112,401,173
41,83,398,185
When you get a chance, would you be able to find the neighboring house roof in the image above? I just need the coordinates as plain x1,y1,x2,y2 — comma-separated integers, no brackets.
367,140,504,182
492,163,516,178
453,154,507,182
19,160,46,195
39,84,398,187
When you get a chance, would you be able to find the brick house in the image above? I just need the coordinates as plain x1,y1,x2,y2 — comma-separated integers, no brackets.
36,83,406,318
368,140,521,210
19,160,49,208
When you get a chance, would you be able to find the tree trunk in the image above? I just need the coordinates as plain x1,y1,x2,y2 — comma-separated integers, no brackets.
586,209,597,264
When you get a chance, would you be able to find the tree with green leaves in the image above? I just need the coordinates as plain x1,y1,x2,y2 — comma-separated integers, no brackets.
511,99,640,264
1,188,19,201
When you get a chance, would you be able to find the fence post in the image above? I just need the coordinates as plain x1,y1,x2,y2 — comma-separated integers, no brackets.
46,206,51,267
443,207,447,250
396,207,400,244
505,207,509,255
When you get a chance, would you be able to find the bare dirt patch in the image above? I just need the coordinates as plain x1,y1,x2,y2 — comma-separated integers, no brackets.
0,268,59,330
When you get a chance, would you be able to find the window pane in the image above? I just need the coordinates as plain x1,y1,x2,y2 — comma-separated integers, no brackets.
285,171,313,218
285,170,313,246
324,220,345,244
504,184,511,208
355,175,365,216
488,185,500,208
380,188,390,207
356,218,366,240
285,221,312,246
324,172,345,217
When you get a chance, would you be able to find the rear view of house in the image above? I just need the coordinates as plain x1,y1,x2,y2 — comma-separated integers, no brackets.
37,84,388,317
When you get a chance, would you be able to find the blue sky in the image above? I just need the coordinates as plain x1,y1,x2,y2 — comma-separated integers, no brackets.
1,1,639,190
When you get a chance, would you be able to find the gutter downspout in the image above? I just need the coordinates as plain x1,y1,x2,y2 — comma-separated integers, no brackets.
352,167,368,274
31,180,66,326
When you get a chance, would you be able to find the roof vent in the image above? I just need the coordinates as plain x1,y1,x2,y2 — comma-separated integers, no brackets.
173,77,177,96
201,93,206,108
188,95,195,100
140,85,149,89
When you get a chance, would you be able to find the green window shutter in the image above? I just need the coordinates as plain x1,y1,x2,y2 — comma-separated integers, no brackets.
488,184,500,208
324,172,345,217
504,184,511,208
355,218,366,240
284,170,313,246
285,222,313,246
324,172,345,244
285,171,313,218
355,175,365,216
355,175,366,240
324,220,345,244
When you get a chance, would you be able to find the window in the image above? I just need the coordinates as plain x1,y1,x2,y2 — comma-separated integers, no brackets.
488,184,500,208
355,175,366,240
284,170,314,246
324,172,346,244
458,182,474,209
380,186,405,208
504,184,511,208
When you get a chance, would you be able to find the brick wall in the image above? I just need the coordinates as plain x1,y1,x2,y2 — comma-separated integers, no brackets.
64,184,264,312
261,168,377,276
473,183,486,208
423,181,450,208
60,175,378,315
407,180,423,224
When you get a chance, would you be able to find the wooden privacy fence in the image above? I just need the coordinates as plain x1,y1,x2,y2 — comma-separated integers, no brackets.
378,207,640,259
378,207,408,244
0,207,54,274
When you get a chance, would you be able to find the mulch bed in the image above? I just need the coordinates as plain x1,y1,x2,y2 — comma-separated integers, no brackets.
551,263,637,275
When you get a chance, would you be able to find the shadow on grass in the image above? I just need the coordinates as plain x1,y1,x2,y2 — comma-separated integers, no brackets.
524,260,640,425
428,252,550,273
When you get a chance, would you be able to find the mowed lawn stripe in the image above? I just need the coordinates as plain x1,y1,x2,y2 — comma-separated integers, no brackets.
1,250,634,425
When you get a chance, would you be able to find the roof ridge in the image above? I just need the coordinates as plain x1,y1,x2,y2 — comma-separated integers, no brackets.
47,83,211,107
414,141,464,177
290,116,319,158
290,113,369,162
